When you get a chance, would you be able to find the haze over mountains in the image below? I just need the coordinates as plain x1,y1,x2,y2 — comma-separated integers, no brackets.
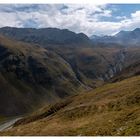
91,28,140,46
0,26,139,136
1,26,140,47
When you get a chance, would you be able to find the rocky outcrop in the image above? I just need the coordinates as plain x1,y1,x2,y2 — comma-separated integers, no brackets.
98,49,127,81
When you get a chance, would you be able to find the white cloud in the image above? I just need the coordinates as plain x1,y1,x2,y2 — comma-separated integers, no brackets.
117,10,140,32
0,12,21,27
131,10,140,19
0,4,140,36
116,16,126,20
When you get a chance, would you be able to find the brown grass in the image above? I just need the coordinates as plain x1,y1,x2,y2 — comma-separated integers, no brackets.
0,75,140,136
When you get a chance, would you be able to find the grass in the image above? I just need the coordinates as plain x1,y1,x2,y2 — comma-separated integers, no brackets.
0,34,86,117
0,75,140,136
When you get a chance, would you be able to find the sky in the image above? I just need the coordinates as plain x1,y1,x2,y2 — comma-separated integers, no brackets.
0,4,140,36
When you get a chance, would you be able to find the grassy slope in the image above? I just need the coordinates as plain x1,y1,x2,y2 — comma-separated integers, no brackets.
1,75,140,136
0,35,84,117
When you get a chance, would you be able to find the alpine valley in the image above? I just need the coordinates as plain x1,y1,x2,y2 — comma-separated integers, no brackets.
0,27,139,136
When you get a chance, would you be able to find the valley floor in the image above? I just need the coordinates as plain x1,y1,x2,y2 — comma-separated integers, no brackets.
0,75,140,136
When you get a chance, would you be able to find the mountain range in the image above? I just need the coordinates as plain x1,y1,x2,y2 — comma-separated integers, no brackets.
0,27,91,46
91,28,140,46
0,27,139,136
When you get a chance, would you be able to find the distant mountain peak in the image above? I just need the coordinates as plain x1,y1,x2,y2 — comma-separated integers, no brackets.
90,27,140,46
0,27,91,46
133,28,140,32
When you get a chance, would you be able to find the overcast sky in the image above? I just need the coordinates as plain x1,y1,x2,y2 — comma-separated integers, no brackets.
0,4,140,36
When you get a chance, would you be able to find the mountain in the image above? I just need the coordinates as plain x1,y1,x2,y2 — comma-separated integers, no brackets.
1,27,140,47
90,28,140,46
0,27,139,118
0,34,84,117
0,27,91,47
90,35,114,43
110,61,140,82
0,27,139,136
1,75,140,136
47,45,140,87
1,27,139,87
0,27,139,87
114,28,140,45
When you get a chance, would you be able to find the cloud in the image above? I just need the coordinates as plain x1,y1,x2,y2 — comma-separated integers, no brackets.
0,4,139,36
118,10,140,32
